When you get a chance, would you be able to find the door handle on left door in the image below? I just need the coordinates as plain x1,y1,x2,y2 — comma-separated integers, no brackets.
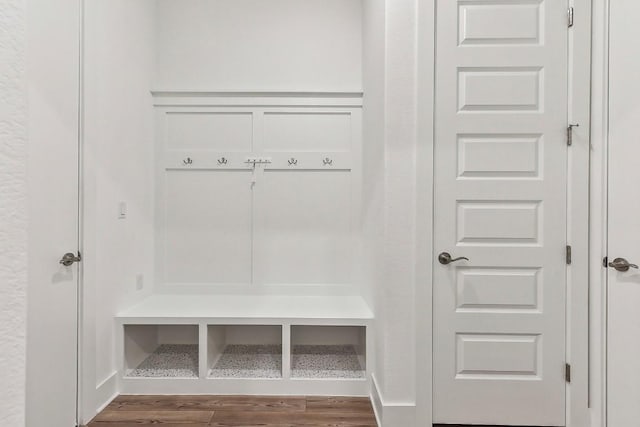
59,252,82,267
608,257,639,272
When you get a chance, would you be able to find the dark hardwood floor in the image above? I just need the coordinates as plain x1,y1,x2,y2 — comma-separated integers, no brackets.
88,395,378,427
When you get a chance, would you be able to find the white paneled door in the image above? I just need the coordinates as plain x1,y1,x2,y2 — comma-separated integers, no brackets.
607,1,640,425
25,0,80,426
433,0,569,425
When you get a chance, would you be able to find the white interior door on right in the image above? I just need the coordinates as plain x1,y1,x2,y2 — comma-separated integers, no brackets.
433,0,569,425
606,1,640,426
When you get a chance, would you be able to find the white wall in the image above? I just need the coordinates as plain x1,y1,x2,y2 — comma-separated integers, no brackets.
361,0,385,309
378,0,417,408
361,0,387,415
362,0,419,424
82,0,157,419
0,0,28,425
154,0,363,92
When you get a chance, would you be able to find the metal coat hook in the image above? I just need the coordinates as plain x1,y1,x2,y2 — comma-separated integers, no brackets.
323,157,333,166
217,157,228,165
183,157,193,166
288,158,298,166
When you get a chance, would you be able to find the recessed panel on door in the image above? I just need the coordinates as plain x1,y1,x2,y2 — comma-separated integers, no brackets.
458,67,543,112
457,134,542,179
457,201,542,245
456,267,541,312
458,0,543,46
164,170,252,284
456,333,541,378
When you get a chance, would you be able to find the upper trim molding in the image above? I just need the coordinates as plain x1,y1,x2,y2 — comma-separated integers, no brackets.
151,91,364,108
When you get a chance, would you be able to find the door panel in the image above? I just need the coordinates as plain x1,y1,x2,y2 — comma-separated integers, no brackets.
607,1,640,425
25,0,80,426
433,0,568,425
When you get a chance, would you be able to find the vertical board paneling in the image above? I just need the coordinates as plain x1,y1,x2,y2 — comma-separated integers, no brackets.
164,170,253,284
255,170,353,285
156,100,361,292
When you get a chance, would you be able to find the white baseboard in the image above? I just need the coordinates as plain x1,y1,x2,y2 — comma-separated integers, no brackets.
370,374,416,427
370,375,383,426
94,372,118,415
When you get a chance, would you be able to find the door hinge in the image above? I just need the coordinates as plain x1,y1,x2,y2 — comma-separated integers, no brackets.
566,245,572,265
565,363,571,382
567,124,579,146
568,7,574,28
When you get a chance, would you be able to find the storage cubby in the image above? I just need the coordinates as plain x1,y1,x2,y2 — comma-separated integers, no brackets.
124,324,199,378
208,325,282,379
290,325,366,379
117,297,372,394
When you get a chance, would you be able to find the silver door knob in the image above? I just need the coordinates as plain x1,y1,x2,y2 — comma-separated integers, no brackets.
60,252,82,267
438,252,469,265
608,257,639,272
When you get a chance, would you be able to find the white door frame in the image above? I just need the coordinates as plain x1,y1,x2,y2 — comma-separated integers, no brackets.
589,0,619,425
77,0,95,423
416,0,593,425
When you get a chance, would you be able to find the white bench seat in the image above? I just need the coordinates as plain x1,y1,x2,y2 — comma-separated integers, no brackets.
117,294,373,324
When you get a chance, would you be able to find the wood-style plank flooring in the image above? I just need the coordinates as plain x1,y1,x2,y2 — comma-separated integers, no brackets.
88,395,378,427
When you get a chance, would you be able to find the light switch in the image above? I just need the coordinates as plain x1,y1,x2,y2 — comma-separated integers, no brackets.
118,202,127,219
